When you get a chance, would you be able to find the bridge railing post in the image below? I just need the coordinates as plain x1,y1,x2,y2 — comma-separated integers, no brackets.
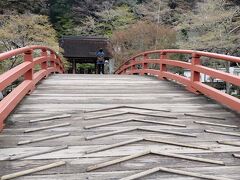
140,54,148,76
24,50,34,93
50,52,56,73
41,49,48,77
188,53,201,94
158,52,167,80
130,58,136,74
24,50,33,81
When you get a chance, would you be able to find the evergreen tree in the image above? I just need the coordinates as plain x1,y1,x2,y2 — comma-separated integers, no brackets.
49,0,75,37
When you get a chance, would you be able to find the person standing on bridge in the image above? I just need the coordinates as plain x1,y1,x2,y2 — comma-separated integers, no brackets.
96,48,105,74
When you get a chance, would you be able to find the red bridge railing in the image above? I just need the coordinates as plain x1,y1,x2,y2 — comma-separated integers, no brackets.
0,46,64,130
115,49,240,112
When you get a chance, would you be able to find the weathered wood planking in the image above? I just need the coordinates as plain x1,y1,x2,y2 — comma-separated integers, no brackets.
0,74,239,180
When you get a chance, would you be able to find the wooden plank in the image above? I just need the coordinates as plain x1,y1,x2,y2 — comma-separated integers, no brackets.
18,133,70,145
151,150,225,165
134,119,186,127
86,137,209,154
84,118,186,129
7,146,68,161
184,113,226,120
84,111,178,120
84,105,171,113
29,114,71,123
204,129,240,137
194,121,238,128
217,141,240,147
85,128,136,140
138,127,196,137
85,138,144,154
232,154,240,158
128,112,178,119
84,119,130,129
86,150,151,172
120,167,160,180
1,161,66,180
24,123,71,133
87,149,224,172
85,127,196,140
120,166,233,180
145,138,209,150
84,112,128,120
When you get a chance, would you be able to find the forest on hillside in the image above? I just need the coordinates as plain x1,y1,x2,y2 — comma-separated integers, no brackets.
0,0,240,71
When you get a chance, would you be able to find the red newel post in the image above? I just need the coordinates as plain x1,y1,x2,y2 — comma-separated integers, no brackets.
188,53,201,94
24,50,33,81
158,52,167,80
191,53,201,82
141,54,148,76
50,52,56,71
131,58,136,74
41,49,48,71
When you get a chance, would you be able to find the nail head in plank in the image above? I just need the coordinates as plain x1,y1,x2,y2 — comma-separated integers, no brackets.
1,161,66,180
120,166,233,180
151,150,225,165
85,138,144,154
24,123,71,133
29,114,72,123
232,154,240,158
184,113,225,120
8,145,68,161
17,132,70,145
86,150,150,172
194,121,238,128
217,141,240,147
204,129,240,137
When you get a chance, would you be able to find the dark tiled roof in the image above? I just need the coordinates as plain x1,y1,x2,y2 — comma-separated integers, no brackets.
60,36,112,58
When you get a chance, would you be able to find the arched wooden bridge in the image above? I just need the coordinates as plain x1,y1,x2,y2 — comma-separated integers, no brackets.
0,46,240,180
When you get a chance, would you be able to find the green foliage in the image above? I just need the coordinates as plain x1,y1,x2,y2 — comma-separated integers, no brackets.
177,0,240,53
0,0,48,14
0,14,62,73
74,5,135,37
111,21,177,67
49,0,75,37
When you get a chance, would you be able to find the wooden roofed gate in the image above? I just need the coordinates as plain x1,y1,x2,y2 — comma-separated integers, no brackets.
60,36,113,74
0,46,240,180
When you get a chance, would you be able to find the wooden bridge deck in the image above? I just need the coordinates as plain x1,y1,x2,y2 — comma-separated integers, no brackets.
0,74,240,180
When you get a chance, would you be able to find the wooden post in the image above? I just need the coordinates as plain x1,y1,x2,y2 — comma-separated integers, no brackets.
141,54,148,76
41,49,48,77
187,53,201,93
24,50,33,81
72,59,76,74
130,58,136,74
159,52,167,80
24,50,34,94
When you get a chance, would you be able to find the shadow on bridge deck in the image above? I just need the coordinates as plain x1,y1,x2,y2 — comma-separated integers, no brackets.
0,74,240,180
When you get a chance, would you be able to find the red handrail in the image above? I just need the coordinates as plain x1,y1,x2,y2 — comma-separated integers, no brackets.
0,45,64,131
115,49,240,112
